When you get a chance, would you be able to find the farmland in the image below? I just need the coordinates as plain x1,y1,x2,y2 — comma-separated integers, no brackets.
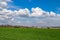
0,26,60,40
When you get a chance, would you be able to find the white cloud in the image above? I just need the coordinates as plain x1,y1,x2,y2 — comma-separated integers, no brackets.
57,14,60,17
0,7,60,26
31,7,44,17
17,8,30,17
30,7,51,17
0,0,13,9
50,11,56,17
0,0,60,26
0,2,7,9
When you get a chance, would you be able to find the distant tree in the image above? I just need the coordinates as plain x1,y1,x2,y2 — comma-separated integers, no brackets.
47,27,50,29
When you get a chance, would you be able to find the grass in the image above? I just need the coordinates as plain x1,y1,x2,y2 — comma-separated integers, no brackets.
0,27,60,40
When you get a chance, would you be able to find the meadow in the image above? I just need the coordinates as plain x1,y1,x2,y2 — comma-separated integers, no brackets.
0,27,60,40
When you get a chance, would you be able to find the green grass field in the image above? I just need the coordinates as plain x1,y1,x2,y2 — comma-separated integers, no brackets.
0,27,60,40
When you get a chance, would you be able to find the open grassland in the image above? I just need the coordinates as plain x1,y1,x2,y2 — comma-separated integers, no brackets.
0,27,60,40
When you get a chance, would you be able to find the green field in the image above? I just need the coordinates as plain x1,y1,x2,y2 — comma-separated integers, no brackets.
0,27,60,40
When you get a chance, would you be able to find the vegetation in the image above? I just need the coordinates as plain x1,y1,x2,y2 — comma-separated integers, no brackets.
0,26,60,40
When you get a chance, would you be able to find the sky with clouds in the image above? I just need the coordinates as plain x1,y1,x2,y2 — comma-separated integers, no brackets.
0,0,60,27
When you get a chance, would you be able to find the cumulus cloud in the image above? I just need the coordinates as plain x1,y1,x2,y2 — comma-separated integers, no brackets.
16,8,30,17
0,2,7,9
30,7,56,17
0,0,60,26
50,11,56,17
0,7,60,26
31,7,44,17
0,0,12,9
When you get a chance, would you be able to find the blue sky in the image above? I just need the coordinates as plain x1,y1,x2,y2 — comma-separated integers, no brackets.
12,0,60,13
0,0,60,27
